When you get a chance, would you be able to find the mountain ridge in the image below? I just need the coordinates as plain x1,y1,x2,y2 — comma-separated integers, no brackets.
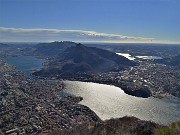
33,43,136,77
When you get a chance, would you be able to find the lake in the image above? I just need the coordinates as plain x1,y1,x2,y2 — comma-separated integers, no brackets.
62,81,180,125
116,53,135,60
5,55,44,75
136,56,162,60
116,52,162,60
5,55,180,125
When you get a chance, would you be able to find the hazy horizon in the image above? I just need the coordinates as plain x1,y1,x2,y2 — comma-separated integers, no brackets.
0,0,180,43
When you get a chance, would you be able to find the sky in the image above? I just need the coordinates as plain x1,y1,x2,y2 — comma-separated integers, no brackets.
0,0,180,43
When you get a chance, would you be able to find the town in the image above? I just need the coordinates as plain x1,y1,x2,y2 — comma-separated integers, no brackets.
0,42,180,135
0,60,100,135
66,60,180,98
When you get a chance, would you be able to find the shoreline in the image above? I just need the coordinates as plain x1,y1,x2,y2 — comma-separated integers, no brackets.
1,60,179,135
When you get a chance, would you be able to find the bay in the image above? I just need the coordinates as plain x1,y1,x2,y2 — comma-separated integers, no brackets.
62,81,180,125
5,55,44,75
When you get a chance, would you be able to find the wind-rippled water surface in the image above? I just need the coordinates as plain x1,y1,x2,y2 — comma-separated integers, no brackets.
63,81,180,125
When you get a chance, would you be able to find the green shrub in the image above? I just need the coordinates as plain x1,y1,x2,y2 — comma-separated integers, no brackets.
155,121,180,135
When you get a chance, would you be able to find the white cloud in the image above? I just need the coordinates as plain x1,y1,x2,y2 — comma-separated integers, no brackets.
0,27,155,43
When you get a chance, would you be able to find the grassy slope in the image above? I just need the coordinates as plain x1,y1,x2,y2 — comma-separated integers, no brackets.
155,121,180,135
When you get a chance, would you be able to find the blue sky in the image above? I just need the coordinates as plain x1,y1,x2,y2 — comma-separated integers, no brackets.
0,0,180,43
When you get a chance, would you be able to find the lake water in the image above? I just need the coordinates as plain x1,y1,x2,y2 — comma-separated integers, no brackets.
5,56,44,75
136,56,162,60
116,52,162,60
62,81,180,125
5,55,180,125
116,53,135,60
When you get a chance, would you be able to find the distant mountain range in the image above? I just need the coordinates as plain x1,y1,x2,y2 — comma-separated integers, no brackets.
33,42,136,76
